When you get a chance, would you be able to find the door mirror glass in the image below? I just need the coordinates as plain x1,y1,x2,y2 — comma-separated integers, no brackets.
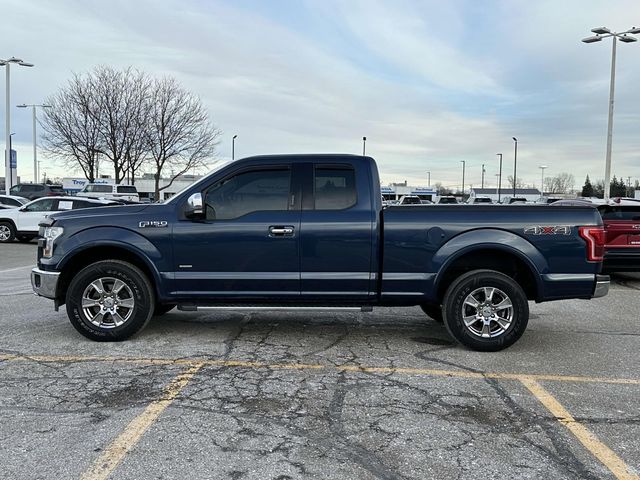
185,193,203,219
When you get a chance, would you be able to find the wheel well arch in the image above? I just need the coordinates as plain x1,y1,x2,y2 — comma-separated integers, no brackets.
435,248,540,302
0,218,17,229
56,245,160,303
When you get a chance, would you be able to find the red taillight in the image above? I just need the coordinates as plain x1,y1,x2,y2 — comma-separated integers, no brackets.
579,226,605,262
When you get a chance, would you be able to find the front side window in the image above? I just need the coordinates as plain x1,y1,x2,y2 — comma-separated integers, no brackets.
23,199,55,212
203,169,291,220
314,168,356,210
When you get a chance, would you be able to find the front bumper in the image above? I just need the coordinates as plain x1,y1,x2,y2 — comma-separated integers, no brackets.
593,274,610,298
31,268,60,299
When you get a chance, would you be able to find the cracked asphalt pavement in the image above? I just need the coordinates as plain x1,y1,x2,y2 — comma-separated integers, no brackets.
1,242,639,479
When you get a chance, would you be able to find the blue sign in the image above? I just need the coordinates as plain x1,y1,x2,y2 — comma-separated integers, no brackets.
10,149,16,169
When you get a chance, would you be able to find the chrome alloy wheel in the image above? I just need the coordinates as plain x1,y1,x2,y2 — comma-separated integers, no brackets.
461,287,514,338
81,277,135,329
0,225,10,241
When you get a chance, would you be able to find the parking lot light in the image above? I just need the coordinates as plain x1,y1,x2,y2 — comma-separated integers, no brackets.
1,56,34,194
17,103,51,183
581,26,639,201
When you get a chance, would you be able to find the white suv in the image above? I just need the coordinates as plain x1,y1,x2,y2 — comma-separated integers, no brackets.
77,184,140,202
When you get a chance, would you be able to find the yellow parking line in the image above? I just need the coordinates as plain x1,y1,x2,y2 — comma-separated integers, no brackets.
80,362,204,480
520,377,638,480
1,353,640,385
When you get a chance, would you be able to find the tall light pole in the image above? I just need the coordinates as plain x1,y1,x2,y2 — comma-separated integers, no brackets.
426,171,431,186
362,136,367,155
481,164,485,189
582,26,640,201
232,134,238,160
1,57,34,194
539,165,548,197
512,137,518,198
460,160,466,196
17,103,51,183
497,153,503,203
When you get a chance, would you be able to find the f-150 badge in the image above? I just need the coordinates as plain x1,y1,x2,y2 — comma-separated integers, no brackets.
524,225,571,235
139,220,168,228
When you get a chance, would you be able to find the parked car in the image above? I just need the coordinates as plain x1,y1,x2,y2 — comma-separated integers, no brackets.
398,195,422,205
0,194,29,208
597,202,640,273
76,183,140,202
507,197,528,204
32,154,608,351
0,196,117,243
9,183,65,200
437,196,458,204
468,196,493,204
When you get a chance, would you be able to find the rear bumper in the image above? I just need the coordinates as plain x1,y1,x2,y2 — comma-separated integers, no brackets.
540,273,609,300
592,274,610,298
603,249,640,273
31,268,59,299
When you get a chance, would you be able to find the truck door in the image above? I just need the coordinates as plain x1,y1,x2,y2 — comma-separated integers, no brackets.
172,164,301,299
299,163,375,300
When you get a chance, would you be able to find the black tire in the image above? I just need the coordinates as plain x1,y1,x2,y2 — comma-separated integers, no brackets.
0,221,16,243
442,269,529,352
420,304,443,323
154,303,177,316
17,235,34,243
66,260,155,341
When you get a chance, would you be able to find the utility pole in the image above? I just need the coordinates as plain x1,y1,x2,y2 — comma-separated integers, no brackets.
497,153,503,203
512,137,518,197
481,164,485,189
460,160,466,196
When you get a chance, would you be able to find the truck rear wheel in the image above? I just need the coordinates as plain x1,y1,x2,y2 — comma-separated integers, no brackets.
66,260,155,341
442,270,529,351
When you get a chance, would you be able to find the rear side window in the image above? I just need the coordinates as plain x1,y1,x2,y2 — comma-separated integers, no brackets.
600,206,640,221
117,186,138,194
86,185,112,193
314,168,357,210
0,197,21,207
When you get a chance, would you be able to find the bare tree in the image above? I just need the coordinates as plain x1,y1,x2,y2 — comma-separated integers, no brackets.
89,67,152,184
544,173,575,194
145,77,221,200
506,175,525,190
41,73,102,182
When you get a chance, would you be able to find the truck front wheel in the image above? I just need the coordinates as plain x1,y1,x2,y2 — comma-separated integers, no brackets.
66,260,155,341
442,270,529,352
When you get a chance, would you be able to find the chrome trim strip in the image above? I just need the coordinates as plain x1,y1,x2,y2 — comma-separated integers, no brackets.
383,273,434,281
174,272,299,280
173,290,301,295
301,272,371,280
382,292,424,296
542,274,595,282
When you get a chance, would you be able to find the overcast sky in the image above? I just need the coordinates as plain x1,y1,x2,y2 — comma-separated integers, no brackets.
2,0,640,189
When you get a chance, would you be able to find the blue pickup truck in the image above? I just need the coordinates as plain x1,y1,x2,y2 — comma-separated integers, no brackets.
31,155,609,351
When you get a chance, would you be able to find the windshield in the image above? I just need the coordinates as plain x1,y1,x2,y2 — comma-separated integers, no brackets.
164,160,235,204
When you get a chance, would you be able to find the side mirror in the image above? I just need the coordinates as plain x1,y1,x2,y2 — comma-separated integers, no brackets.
185,193,204,219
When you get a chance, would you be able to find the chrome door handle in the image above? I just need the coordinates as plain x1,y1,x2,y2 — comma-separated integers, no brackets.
269,226,295,236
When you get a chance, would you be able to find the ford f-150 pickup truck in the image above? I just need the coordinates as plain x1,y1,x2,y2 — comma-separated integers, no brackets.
31,154,609,351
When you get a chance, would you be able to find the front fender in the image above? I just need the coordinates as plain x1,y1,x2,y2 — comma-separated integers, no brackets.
432,229,547,295
54,226,168,290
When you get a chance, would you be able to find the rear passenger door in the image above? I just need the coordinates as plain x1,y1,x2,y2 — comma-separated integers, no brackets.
299,164,375,300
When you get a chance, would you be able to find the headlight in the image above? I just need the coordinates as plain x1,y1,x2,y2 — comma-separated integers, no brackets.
42,226,64,258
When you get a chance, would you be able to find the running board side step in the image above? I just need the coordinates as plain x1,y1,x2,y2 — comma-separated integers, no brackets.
177,305,374,312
